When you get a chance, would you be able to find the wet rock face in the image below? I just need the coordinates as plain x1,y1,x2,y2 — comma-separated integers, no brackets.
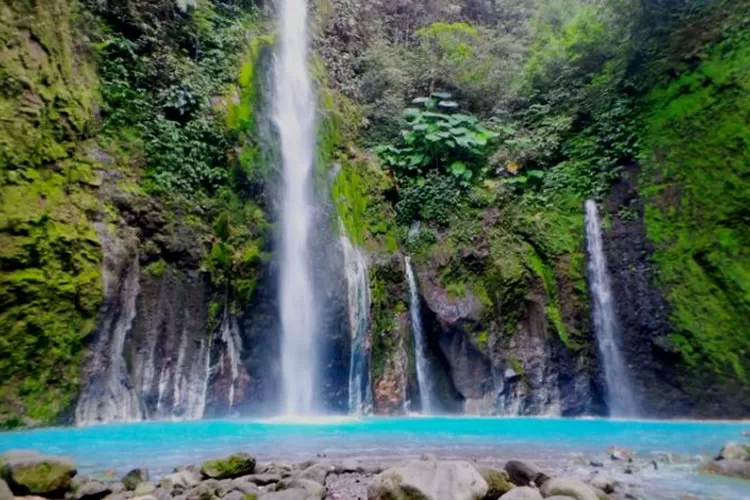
372,311,410,415
415,262,600,416
605,173,750,417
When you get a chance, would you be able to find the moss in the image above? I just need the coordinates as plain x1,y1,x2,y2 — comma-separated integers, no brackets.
200,453,256,479
143,259,167,277
332,152,399,251
639,26,750,379
510,358,525,378
8,459,76,495
0,0,103,423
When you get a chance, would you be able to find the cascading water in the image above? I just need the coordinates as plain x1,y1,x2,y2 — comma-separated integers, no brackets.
404,257,434,413
585,199,638,417
340,230,372,414
75,252,142,425
217,314,243,410
274,0,318,415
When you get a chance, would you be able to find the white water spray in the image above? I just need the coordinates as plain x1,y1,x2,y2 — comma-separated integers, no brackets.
404,257,434,413
585,200,638,417
274,0,318,415
341,230,372,414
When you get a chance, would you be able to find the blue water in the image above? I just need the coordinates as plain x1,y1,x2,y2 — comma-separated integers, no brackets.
1,417,747,478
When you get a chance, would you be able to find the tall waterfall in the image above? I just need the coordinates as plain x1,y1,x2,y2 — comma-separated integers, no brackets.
274,0,318,415
585,200,638,417
404,257,434,413
341,231,372,414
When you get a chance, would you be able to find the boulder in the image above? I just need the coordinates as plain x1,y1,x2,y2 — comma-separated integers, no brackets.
133,482,156,497
201,453,256,479
102,492,134,500
716,442,750,461
0,479,12,500
260,489,309,500
243,474,282,486
298,463,332,485
504,461,549,487
546,497,576,500
476,467,513,499
276,478,324,499
151,488,172,500
539,478,598,500
701,459,750,480
122,470,150,491
589,475,616,494
230,479,261,495
160,470,201,493
498,487,543,500
368,459,488,500
262,463,292,477
186,483,213,500
0,454,76,496
223,492,245,500
76,480,113,500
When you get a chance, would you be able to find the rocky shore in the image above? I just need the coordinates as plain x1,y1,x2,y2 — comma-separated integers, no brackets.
1,441,748,500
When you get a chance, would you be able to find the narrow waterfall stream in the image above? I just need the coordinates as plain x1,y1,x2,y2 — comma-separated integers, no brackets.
75,253,142,425
404,257,434,413
341,231,372,414
585,200,638,417
274,0,319,415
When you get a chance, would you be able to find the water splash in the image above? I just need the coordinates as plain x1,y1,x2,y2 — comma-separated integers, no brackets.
404,257,434,413
274,0,318,415
340,230,372,415
585,200,638,417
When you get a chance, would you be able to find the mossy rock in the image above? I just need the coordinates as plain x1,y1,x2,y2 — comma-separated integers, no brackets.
200,453,256,479
122,468,149,491
0,455,76,496
477,466,513,499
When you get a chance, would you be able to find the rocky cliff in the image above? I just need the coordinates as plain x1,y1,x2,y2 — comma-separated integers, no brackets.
1,0,749,427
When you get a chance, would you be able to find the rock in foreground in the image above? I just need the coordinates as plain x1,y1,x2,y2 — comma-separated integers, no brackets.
0,453,76,496
539,477,599,500
701,459,750,481
200,453,256,480
504,461,549,487
368,458,488,500
476,466,513,499
498,486,543,500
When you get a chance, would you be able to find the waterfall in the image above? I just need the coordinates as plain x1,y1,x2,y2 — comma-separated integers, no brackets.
340,230,372,414
404,257,434,413
75,252,142,425
585,200,638,417
218,315,243,410
274,0,318,415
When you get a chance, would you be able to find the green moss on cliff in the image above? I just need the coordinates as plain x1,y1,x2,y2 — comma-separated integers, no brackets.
640,26,750,378
0,0,102,423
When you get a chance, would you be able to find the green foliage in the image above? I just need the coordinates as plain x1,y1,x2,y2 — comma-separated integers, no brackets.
93,0,258,195
640,27,750,378
0,0,103,423
203,193,267,310
332,152,399,250
394,173,460,227
376,94,498,188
